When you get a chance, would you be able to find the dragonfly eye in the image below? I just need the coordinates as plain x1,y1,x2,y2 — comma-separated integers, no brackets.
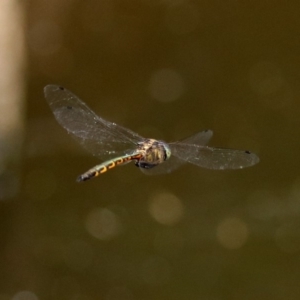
164,144,171,161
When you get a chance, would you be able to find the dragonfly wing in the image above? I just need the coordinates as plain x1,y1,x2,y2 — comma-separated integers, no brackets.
140,129,213,175
44,85,144,159
170,143,259,170
177,129,213,145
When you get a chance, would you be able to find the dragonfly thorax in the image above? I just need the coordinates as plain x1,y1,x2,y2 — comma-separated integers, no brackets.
135,139,171,169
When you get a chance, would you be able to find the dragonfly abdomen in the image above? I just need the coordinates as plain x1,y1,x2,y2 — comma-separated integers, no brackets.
77,153,142,182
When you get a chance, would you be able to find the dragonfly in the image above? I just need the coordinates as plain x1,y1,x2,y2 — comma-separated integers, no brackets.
44,85,259,182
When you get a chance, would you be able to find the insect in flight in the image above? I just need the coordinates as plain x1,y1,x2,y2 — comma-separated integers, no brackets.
44,85,259,182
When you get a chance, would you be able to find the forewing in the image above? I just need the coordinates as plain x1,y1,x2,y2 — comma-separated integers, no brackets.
170,143,259,170
44,85,144,159
140,129,213,175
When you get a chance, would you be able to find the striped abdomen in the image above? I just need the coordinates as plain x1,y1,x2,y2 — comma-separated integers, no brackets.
77,153,142,182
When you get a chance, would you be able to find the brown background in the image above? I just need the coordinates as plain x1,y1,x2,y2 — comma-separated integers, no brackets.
1,1,300,299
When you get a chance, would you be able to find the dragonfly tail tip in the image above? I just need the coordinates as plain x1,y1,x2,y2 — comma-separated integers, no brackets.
77,175,86,182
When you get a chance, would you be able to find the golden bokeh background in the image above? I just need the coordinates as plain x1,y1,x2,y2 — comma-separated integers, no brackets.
1,0,300,299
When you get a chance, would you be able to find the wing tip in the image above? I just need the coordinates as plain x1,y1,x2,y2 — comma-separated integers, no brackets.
44,85,66,96
204,129,213,134
241,150,260,168
205,129,213,138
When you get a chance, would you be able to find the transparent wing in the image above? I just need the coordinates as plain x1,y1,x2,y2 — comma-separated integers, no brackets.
177,129,213,145
140,130,213,175
44,85,144,159
170,143,259,170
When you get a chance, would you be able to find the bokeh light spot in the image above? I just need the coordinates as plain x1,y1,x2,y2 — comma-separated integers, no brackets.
11,291,39,300
85,208,122,240
148,69,184,102
148,191,184,225
216,217,249,249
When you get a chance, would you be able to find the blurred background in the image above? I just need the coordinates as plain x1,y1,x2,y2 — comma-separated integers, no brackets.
1,0,300,299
